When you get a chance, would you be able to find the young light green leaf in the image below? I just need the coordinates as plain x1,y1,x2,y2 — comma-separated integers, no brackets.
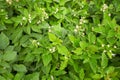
60,59,68,70
48,32,57,42
101,53,108,68
0,33,9,49
73,48,82,55
13,64,27,72
68,34,75,44
42,53,52,66
57,45,69,56
3,51,17,61
53,70,66,76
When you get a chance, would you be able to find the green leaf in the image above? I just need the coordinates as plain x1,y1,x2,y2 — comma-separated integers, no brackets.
68,34,75,44
60,59,68,70
57,45,69,56
101,53,108,68
0,75,6,80
24,72,39,80
0,24,6,31
0,33,9,49
89,58,97,73
73,48,82,55
92,74,101,79
79,41,88,50
106,66,115,74
48,32,57,42
3,51,17,61
42,53,52,66
11,28,23,43
13,64,27,72
88,32,96,43
53,70,66,76
107,30,115,38
79,69,85,80
14,73,24,80
24,26,31,34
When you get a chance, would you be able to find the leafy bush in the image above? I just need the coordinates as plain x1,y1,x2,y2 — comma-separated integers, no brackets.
0,0,120,80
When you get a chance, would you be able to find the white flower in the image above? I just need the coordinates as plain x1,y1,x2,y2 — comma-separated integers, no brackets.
49,47,56,53
6,0,12,5
114,45,117,48
76,25,79,29
109,50,112,53
22,17,26,20
74,29,78,33
102,44,105,47
103,50,107,53
108,13,111,16
37,42,40,45
48,29,52,32
107,45,110,48
112,53,116,57
37,20,41,24
101,4,108,12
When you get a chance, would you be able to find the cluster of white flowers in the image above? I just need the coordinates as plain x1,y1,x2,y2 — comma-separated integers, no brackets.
102,44,117,57
74,24,85,37
28,14,32,23
48,26,53,32
41,8,49,21
101,4,108,12
79,17,87,25
31,40,40,47
49,47,56,53
6,0,12,5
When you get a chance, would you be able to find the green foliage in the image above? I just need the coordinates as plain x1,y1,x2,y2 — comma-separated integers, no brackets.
0,0,120,79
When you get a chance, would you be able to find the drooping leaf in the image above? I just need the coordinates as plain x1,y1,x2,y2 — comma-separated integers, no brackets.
0,33,9,49
79,68,85,80
89,58,97,73
101,53,108,68
42,53,52,66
